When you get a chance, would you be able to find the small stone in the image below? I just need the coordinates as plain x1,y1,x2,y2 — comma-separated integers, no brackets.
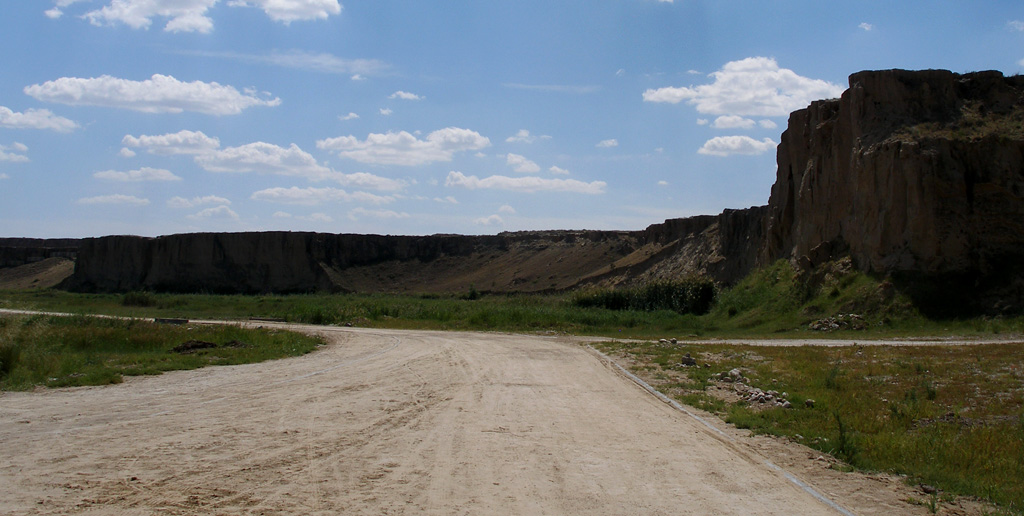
782,401,793,409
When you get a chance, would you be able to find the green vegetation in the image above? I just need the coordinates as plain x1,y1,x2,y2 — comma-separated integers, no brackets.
0,314,321,391
593,339,1024,513
3,259,1022,338
571,277,716,315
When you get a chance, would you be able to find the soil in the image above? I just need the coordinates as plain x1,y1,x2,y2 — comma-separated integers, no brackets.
0,324,999,515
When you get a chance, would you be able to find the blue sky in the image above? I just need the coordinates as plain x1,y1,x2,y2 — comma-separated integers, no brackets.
2,1,1023,238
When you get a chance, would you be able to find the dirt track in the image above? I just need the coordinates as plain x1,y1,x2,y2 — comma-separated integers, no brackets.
0,325,954,515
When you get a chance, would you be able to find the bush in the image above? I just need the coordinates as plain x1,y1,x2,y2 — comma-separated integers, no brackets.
122,291,157,307
572,277,717,315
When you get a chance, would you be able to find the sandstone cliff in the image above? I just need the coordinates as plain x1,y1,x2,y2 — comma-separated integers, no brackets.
762,69,1024,276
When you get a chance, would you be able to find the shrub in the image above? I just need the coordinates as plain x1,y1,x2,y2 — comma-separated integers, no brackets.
122,291,157,307
571,277,716,315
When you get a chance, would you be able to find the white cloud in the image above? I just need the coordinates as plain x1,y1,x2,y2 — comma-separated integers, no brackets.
549,165,570,175
642,57,844,116
187,205,240,221
317,127,491,166
506,153,540,173
185,50,388,76
251,186,393,205
434,196,458,204
696,118,709,126
389,91,422,100
44,1,85,18
0,143,29,163
195,142,334,180
0,106,78,132
123,130,221,155
498,204,516,214
505,129,550,144
82,0,340,32
0,173,8,179
711,115,756,129
77,194,150,206
227,0,341,24
351,74,366,81
339,112,360,121
333,172,408,191
348,207,410,221
475,215,504,226
657,180,669,186
25,74,280,115
445,171,606,194
858,22,873,31
596,139,618,148
93,167,182,182
698,136,777,157
167,195,231,208
379,108,393,116
759,119,778,129
119,148,137,158
1010,21,1024,32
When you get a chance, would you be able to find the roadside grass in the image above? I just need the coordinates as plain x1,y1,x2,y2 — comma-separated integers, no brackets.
593,339,1024,513
3,260,1023,339
0,314,322,391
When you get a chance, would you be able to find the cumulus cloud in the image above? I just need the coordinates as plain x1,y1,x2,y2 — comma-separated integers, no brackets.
642,57,844,116
348,207,410,221
657,180,669,186
317,127,491,166
1010,20,1024,32
505,129,550,144
82,0,340,32
45,0,86,19
339,112,360,121
191,205,239,220
123,130,221,155
506,153,540,173
499,204,516,214
25,74,281,115
0,143,29,163
168,195,231,208
698,136,777,157
93,167,182,182
251,186,393,206
711,115,756,129
195,142,334,180
379,108,393,116
188,205,240,221
389,91,422,100
858,22,873,31
549,166,570,175
77,194,150,206
0,106,78,132
434,196,458,204
696,118,709,126
596,139,618,148
759,119,778,129
445,171,606,194
475,215,503,226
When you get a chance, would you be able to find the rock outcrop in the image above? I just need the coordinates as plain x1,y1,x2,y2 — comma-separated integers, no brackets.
762,69,1024,280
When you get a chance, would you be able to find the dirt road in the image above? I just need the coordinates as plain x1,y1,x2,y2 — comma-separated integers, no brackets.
0,325,938,515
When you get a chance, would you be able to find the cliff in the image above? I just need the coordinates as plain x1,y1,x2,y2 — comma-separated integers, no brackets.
31,69,1024,306
761,70,1024,308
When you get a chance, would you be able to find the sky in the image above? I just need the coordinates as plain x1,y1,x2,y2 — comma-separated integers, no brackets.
1,1,1023,238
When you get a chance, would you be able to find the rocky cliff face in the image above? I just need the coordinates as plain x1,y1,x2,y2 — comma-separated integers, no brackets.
0,238,80,268
762,69,1024,283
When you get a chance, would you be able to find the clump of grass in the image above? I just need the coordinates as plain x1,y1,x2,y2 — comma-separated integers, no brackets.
122,291,157,307
0,314,322,391
572,277,716,315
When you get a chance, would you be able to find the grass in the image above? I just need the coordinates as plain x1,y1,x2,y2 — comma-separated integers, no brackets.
2,259,1023,339
0,313,322,391
593,338,1024,513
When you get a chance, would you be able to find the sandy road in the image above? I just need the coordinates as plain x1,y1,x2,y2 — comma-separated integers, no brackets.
0,324,940,515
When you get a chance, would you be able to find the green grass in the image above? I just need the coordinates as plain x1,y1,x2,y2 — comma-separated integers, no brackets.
0,314,322,391
593,339,1024,513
